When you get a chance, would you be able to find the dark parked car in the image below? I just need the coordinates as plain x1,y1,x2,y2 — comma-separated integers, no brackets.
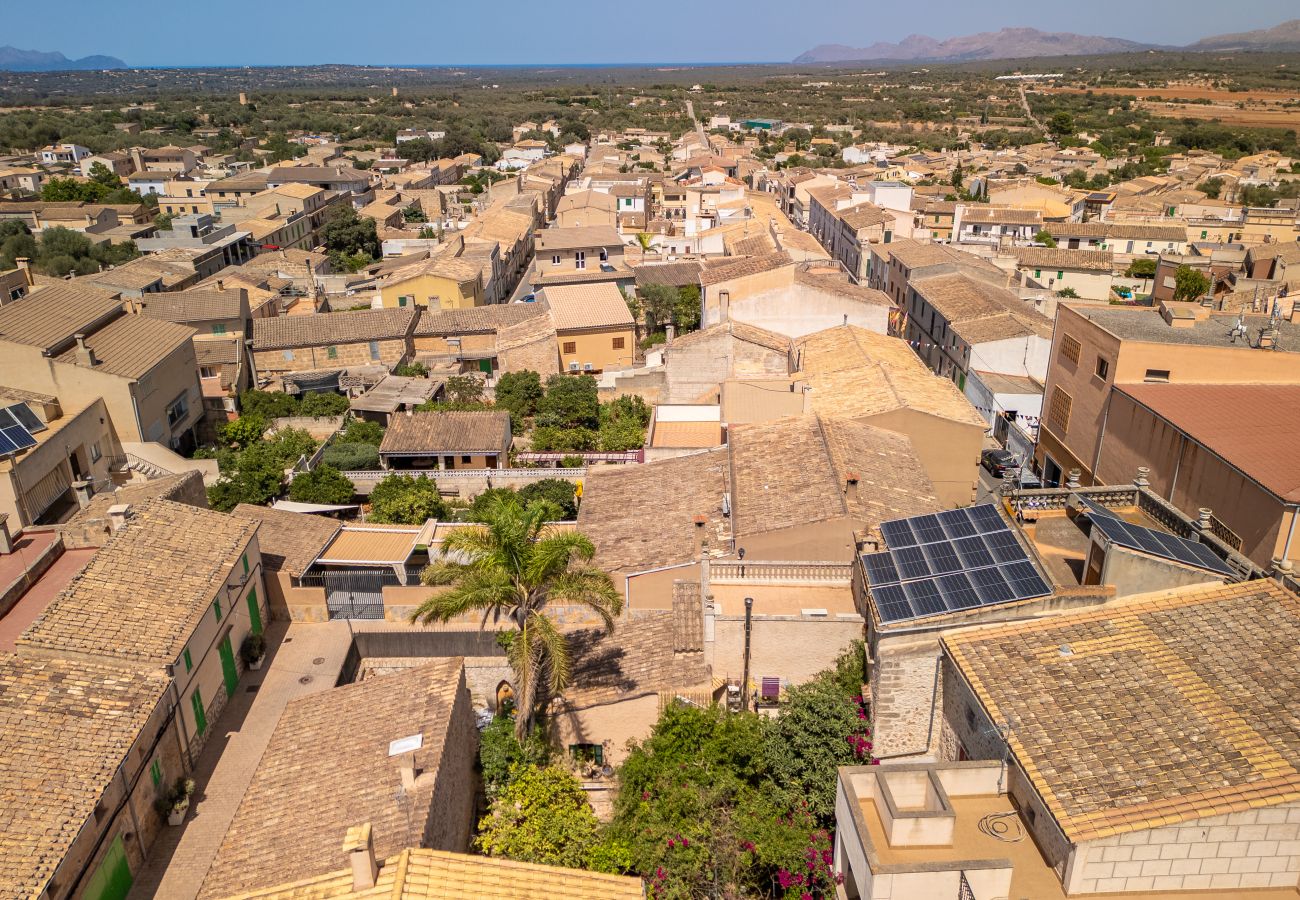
980,449,1017,477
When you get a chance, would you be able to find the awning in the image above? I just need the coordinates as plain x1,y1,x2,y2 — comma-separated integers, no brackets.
271,500,359,514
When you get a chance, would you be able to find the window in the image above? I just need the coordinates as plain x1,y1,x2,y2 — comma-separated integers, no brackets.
212,324,226,335
551,254,561,265
326,345,338,359
242,553,249,575
599,248,608,262
166,394,189,428
1094,357,1110,380
1144,369,1171,383
1034,269,1041,279
1047,387,1073,434
461,455,472,463
1060,334,1081,364
1057,271,1064,281
213,598,222,622
1201,230,1208,239
569,743,604,766
183,647,192,673
283,350,295,361
398,295,408,307
89,441,102,463
562,341,577,354
575,250,586,269
150,758,164,787
200,366,217,379
368,340,381,361
612,336,625,350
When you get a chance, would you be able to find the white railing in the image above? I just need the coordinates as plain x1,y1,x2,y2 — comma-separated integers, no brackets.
343,467,586,482
710,561,852,583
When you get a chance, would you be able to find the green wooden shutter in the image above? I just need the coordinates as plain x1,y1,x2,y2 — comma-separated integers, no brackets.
83,834,132,900
219,635,239,699
190,687,207,737
247,587,263,636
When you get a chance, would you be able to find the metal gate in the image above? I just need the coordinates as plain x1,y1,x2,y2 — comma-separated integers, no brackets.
304,569,400,620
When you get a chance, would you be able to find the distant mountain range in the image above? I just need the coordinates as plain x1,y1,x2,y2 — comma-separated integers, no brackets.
794,19,1300,64
0,46,126,71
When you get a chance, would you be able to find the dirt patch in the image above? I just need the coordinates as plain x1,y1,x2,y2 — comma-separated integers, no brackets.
1039,85,1300,104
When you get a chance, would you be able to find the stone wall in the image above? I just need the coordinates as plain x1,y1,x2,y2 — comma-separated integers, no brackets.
421,666,479,853
870,634,944,759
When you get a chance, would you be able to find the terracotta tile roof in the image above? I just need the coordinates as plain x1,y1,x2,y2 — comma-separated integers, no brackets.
536,225,622,252
881,239,967,270
650,421,723,448
53,313,197,379
138,286,248,323
0,653,170,898
0,284,122,352
838,203,892,230
912,273,1053,344
19,499,257,665
496,313,560,376
199,660,471,898
1014,247,1114,272
195,336,241,366
943,579,1300,843
379,411,511,456
559,610,709,710
577,447,731,573
413,302,547,337
794,269,892,306
672,581,704,652
668,319,791,355
542,282,635,331
316,526,421,565
1117,383,1300,502
699,251,792,286
231,505,342,577
959,206,1043,226
728,416,939,539
793,325,986,427
215,848,646,899
252,308,416,351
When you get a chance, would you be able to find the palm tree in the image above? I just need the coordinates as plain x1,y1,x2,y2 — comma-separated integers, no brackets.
411,494,621,740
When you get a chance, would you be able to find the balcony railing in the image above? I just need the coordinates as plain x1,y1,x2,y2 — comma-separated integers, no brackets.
710,561,852,583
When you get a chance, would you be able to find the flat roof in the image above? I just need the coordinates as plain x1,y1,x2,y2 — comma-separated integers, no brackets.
1068,304,1300,352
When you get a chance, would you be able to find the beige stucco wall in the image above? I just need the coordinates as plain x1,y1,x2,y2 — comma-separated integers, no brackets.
380,272,483,310
863,408,981,510
548,693,661,766
558,325,635,374
0,398,120,527
710,613,863,687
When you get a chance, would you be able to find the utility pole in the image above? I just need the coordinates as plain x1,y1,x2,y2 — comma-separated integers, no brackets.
739,597,754,712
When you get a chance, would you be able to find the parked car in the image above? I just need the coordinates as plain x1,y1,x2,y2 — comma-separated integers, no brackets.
980,449,1017,477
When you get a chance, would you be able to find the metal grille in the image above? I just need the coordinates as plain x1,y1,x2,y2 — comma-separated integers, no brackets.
300,569,402,620
958,871,975,900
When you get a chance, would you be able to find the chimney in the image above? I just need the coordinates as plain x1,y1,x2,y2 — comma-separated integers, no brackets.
1197,507,1213,531
129,147,144,173
15,257,32,287
74,333,98,367
107,503,131,533
664,322,676,345
216,279,225,292
342,824,378,892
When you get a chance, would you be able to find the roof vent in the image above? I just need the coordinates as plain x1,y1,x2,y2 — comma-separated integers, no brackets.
74,333,98,368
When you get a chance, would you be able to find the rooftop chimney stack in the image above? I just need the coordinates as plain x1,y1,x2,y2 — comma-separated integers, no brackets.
74,333,97,367
664,322,676,345
107,504,131,533
14,258,32,287
216,280,225,292
343,824,378,891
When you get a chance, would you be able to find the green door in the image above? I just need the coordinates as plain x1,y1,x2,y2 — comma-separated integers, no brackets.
246,588,263,636
84,834,132,900
478,358,493,374
219,635,238,699
190,686,207,737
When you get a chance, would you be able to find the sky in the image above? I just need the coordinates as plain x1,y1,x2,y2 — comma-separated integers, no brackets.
7,0,1298,67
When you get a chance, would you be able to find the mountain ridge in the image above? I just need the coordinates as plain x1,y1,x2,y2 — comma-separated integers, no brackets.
794,20,1300,64
0,46,127,71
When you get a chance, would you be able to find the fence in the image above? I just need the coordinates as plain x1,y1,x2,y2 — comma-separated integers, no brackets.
342,467,586,496
709,561,852,583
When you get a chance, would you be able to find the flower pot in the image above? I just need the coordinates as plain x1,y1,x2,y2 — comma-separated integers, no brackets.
167,806,187,826
249,656,264,671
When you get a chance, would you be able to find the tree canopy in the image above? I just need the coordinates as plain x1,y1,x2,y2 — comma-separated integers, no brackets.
368,473,449,524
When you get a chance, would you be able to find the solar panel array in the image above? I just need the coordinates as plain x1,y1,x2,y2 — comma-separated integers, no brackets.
864,504,1052,625
1076,496,1234,577
0,405,41,456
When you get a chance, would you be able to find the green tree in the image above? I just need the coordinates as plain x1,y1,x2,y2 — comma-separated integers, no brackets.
338,418,386,446
1049,111,1075,137
516,478,578,519
298,391,350,417
478,713,552,801
494,370,544,423
262,428,318,469
217,415,267,449
1057,287,1080,298
394,361,428,377
205,443,287,511
1034,229,1057,248
1172,265,1211,303
475,764,603,868
288,465,355,504
445,374,486,405
412,494,621,739
1125,258,1157,279
320,204,380,267
537,374,598,430
368,473,449,524
598,395,651,452
1196,177,1224,199
530,425,598,453
239,389,300,420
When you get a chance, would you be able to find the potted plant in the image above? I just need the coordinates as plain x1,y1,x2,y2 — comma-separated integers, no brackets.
154,777,195,826
240,632,267,671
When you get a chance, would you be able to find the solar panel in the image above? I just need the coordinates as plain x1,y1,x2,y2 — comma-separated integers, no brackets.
862,552,900,586
937,508,978,539
868,503,1052,624
1076,495,1121,521
880,519,917,548
0,431,17,455
3,403,45,434
1084,504,1234,577
893,546,932,580
0,424,35,454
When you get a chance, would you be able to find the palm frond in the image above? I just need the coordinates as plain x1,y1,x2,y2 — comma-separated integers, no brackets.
548,567,622,631
409,572,516,624
420,559,470,586
526,610,573,694
524,530,596,585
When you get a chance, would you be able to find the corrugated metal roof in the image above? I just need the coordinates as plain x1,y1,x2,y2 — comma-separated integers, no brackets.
317,526,421,564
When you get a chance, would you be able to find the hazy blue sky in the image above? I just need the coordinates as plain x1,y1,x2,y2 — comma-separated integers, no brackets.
7,0,1297,66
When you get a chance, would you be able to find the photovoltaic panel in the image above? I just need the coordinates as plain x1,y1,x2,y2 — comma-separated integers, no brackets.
893,546,932,580
865,503,1052,625
3,403,45,434
903,578,946,617
0,431,17,455
880,519,918,548
1082,501,1234,577
862,552,900,586
0,425,34,454
937,508,978,539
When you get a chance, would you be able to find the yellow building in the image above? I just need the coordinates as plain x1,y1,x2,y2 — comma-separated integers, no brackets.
539,283,636,374
378,255,484,310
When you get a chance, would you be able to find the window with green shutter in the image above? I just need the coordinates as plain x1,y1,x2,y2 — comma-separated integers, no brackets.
326,346,338,359
213,598,222,622
183,647,192,673
1057,271,1064,280
1035,269,1041,279
212,324,227,335
242,554,249,575
150,758,163,787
